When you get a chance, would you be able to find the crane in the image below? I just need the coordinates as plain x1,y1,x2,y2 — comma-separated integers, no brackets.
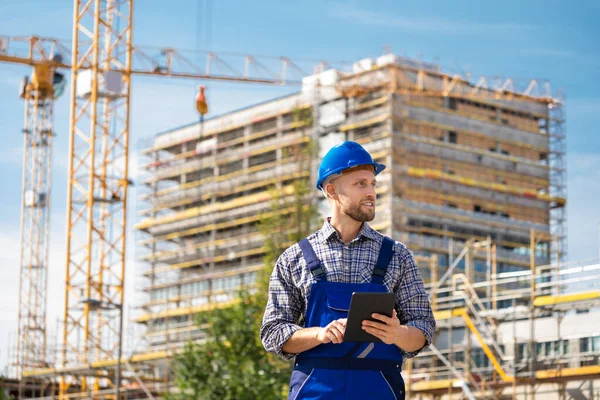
0,6,322,396
0,36,66,398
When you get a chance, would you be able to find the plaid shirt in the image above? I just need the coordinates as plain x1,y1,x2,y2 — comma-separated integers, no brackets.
260,219,436,360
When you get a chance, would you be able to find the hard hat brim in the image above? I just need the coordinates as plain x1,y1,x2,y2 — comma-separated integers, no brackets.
316,161,386,190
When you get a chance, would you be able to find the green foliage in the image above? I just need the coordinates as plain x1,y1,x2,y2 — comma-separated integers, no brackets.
0,377,14,400
293,106,313,127
166,129,319,399
165,290,290,400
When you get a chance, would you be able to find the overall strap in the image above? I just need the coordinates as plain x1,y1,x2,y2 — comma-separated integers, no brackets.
299,239,327,281
371,237,395,284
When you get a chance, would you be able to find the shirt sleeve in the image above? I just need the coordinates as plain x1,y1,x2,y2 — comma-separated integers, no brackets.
260,249,305,360
394,244,436,358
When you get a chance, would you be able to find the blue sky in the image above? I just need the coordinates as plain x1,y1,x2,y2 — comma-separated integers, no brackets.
0,0,599,371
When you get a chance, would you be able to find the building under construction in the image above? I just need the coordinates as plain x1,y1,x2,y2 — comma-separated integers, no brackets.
133,54,600,398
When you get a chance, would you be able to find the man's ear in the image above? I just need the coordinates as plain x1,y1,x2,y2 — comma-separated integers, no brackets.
325,182,338,200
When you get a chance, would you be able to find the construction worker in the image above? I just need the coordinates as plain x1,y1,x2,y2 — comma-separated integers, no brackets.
260,141,436,400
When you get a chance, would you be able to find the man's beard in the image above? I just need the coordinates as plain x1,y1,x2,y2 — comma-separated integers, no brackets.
342,201,375,222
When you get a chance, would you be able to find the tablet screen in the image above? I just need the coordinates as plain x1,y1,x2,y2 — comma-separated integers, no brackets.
344,292,396,343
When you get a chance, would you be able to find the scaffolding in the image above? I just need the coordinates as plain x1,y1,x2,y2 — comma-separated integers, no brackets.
126,55,577,396
410,238,600,399
16,53,585,399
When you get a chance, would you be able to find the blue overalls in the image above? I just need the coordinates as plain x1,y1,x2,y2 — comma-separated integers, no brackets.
288,237,405,400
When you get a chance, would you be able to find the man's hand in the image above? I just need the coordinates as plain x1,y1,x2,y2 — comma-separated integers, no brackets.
361,310,402,345
316,318,347,344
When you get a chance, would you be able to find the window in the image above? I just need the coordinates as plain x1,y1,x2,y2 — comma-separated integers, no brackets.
220,160,244,175
475,261,487,273
539,152,548,161
474,205,481,212
447,98,457,110
354,126,371,141
248,150,276,167
518,343,528,360
448,131,457,143
580,337,590,353
252,117,277,133
536,342,544,357
593,336,600,352
219,128,244,143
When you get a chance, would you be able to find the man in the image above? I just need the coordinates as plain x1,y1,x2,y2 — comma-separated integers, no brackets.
260,141,435,400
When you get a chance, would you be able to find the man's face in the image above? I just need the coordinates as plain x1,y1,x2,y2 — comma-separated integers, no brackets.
329,167,377,222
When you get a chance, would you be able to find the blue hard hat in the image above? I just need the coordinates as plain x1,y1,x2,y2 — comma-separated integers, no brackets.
316,141,386,190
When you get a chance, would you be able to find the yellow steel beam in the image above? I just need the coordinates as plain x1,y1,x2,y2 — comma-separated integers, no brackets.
533,291,600,307
156,247,265,273
157,220,394,272
402,100,542,135
140,171,309,215
353,96,389,111
144,264,264,290
141,232,262,261
403,189,547,223
536,365,600,380
138,185,389,245
457,309,513,382
406,167,566,206
143,157,293,199
401,224,532,250
399,133,549,170
136,299,239,323
137,206,297,245
410,379,459,392
16,65,55,379
340,114,388,132
144,324,205,337
61,1,133,395
146,135,310,183
402,228,533,268
143,120,310,168
141,104,311,154
135,184,296,231
401,143,550,188
433,307,467,321
400,204,544,234
399,117,549,153
23,350,173,378
341,62,553,104
355,131,391,147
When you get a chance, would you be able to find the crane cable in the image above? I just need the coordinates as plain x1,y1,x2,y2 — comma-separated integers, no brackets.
195,0,210,130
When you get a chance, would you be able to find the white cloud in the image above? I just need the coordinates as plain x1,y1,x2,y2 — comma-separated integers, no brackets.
327,2,536,35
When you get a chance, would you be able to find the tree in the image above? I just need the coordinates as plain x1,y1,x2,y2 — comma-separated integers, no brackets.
0,377,14,400
166,111,319,400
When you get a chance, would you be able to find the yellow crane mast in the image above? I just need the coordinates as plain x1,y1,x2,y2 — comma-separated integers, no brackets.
1,2,313,395
0,36,66,398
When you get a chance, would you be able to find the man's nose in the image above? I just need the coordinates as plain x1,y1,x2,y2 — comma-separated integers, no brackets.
366,185,376,198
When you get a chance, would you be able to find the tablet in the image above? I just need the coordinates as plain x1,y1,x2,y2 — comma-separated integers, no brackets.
344,292,396,343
